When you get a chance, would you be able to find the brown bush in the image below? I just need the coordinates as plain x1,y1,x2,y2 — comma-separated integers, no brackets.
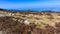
0,16,60,34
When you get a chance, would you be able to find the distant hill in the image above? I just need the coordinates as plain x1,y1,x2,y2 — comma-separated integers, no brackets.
0,8,59,12
0,8,7,11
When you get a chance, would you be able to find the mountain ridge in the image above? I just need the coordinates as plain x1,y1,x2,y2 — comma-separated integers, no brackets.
0,8,59,12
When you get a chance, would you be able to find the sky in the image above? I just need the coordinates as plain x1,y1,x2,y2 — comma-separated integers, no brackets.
0,0,60,11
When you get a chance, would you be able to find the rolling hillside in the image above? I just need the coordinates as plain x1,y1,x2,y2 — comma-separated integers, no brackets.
0,9,60,34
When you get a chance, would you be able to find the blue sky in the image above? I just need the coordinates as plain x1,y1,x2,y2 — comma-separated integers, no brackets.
0,0,60,11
